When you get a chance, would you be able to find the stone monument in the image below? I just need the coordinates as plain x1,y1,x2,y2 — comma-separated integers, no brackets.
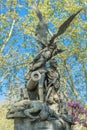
6,3,82,130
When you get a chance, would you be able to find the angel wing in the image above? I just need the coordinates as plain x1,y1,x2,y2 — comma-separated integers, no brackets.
32,2,48,46
50,9,83,43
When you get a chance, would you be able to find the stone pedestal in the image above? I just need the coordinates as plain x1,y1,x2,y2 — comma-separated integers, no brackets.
7,100,73,130
14,118,66,130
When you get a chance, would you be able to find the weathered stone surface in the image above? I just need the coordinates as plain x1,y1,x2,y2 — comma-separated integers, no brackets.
14,119,66,130
6,4,81,130
6,100,61,121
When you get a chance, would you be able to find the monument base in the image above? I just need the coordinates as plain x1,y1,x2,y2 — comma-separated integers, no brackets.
14,118,71,130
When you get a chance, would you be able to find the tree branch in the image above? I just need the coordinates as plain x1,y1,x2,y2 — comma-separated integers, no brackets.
1,19,15,53
82,61,87,92
0,72,10,83
48,29,53,36
64,60,78,99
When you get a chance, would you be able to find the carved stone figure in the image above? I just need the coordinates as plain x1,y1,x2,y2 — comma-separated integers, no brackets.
45,59,60,104
6,99,60,121
25,46,64,101
6,3,83,130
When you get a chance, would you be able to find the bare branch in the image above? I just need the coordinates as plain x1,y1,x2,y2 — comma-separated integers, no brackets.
64,60,78,99
5,20,15,43
0,72,10,83
48,29,53,37
1,19,15,53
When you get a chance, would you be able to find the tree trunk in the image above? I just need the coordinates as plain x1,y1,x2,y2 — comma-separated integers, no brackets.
64,60,78,99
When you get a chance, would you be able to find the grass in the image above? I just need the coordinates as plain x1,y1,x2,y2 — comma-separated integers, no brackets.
83,128,87,130
0,102,14,130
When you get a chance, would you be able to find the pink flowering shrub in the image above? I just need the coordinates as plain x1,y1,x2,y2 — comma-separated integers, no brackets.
67,100,87,127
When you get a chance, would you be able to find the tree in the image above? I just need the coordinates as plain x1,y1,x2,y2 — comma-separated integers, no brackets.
0,0,87,103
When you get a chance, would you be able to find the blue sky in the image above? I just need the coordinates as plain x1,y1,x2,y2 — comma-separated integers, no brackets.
0,1,87,102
